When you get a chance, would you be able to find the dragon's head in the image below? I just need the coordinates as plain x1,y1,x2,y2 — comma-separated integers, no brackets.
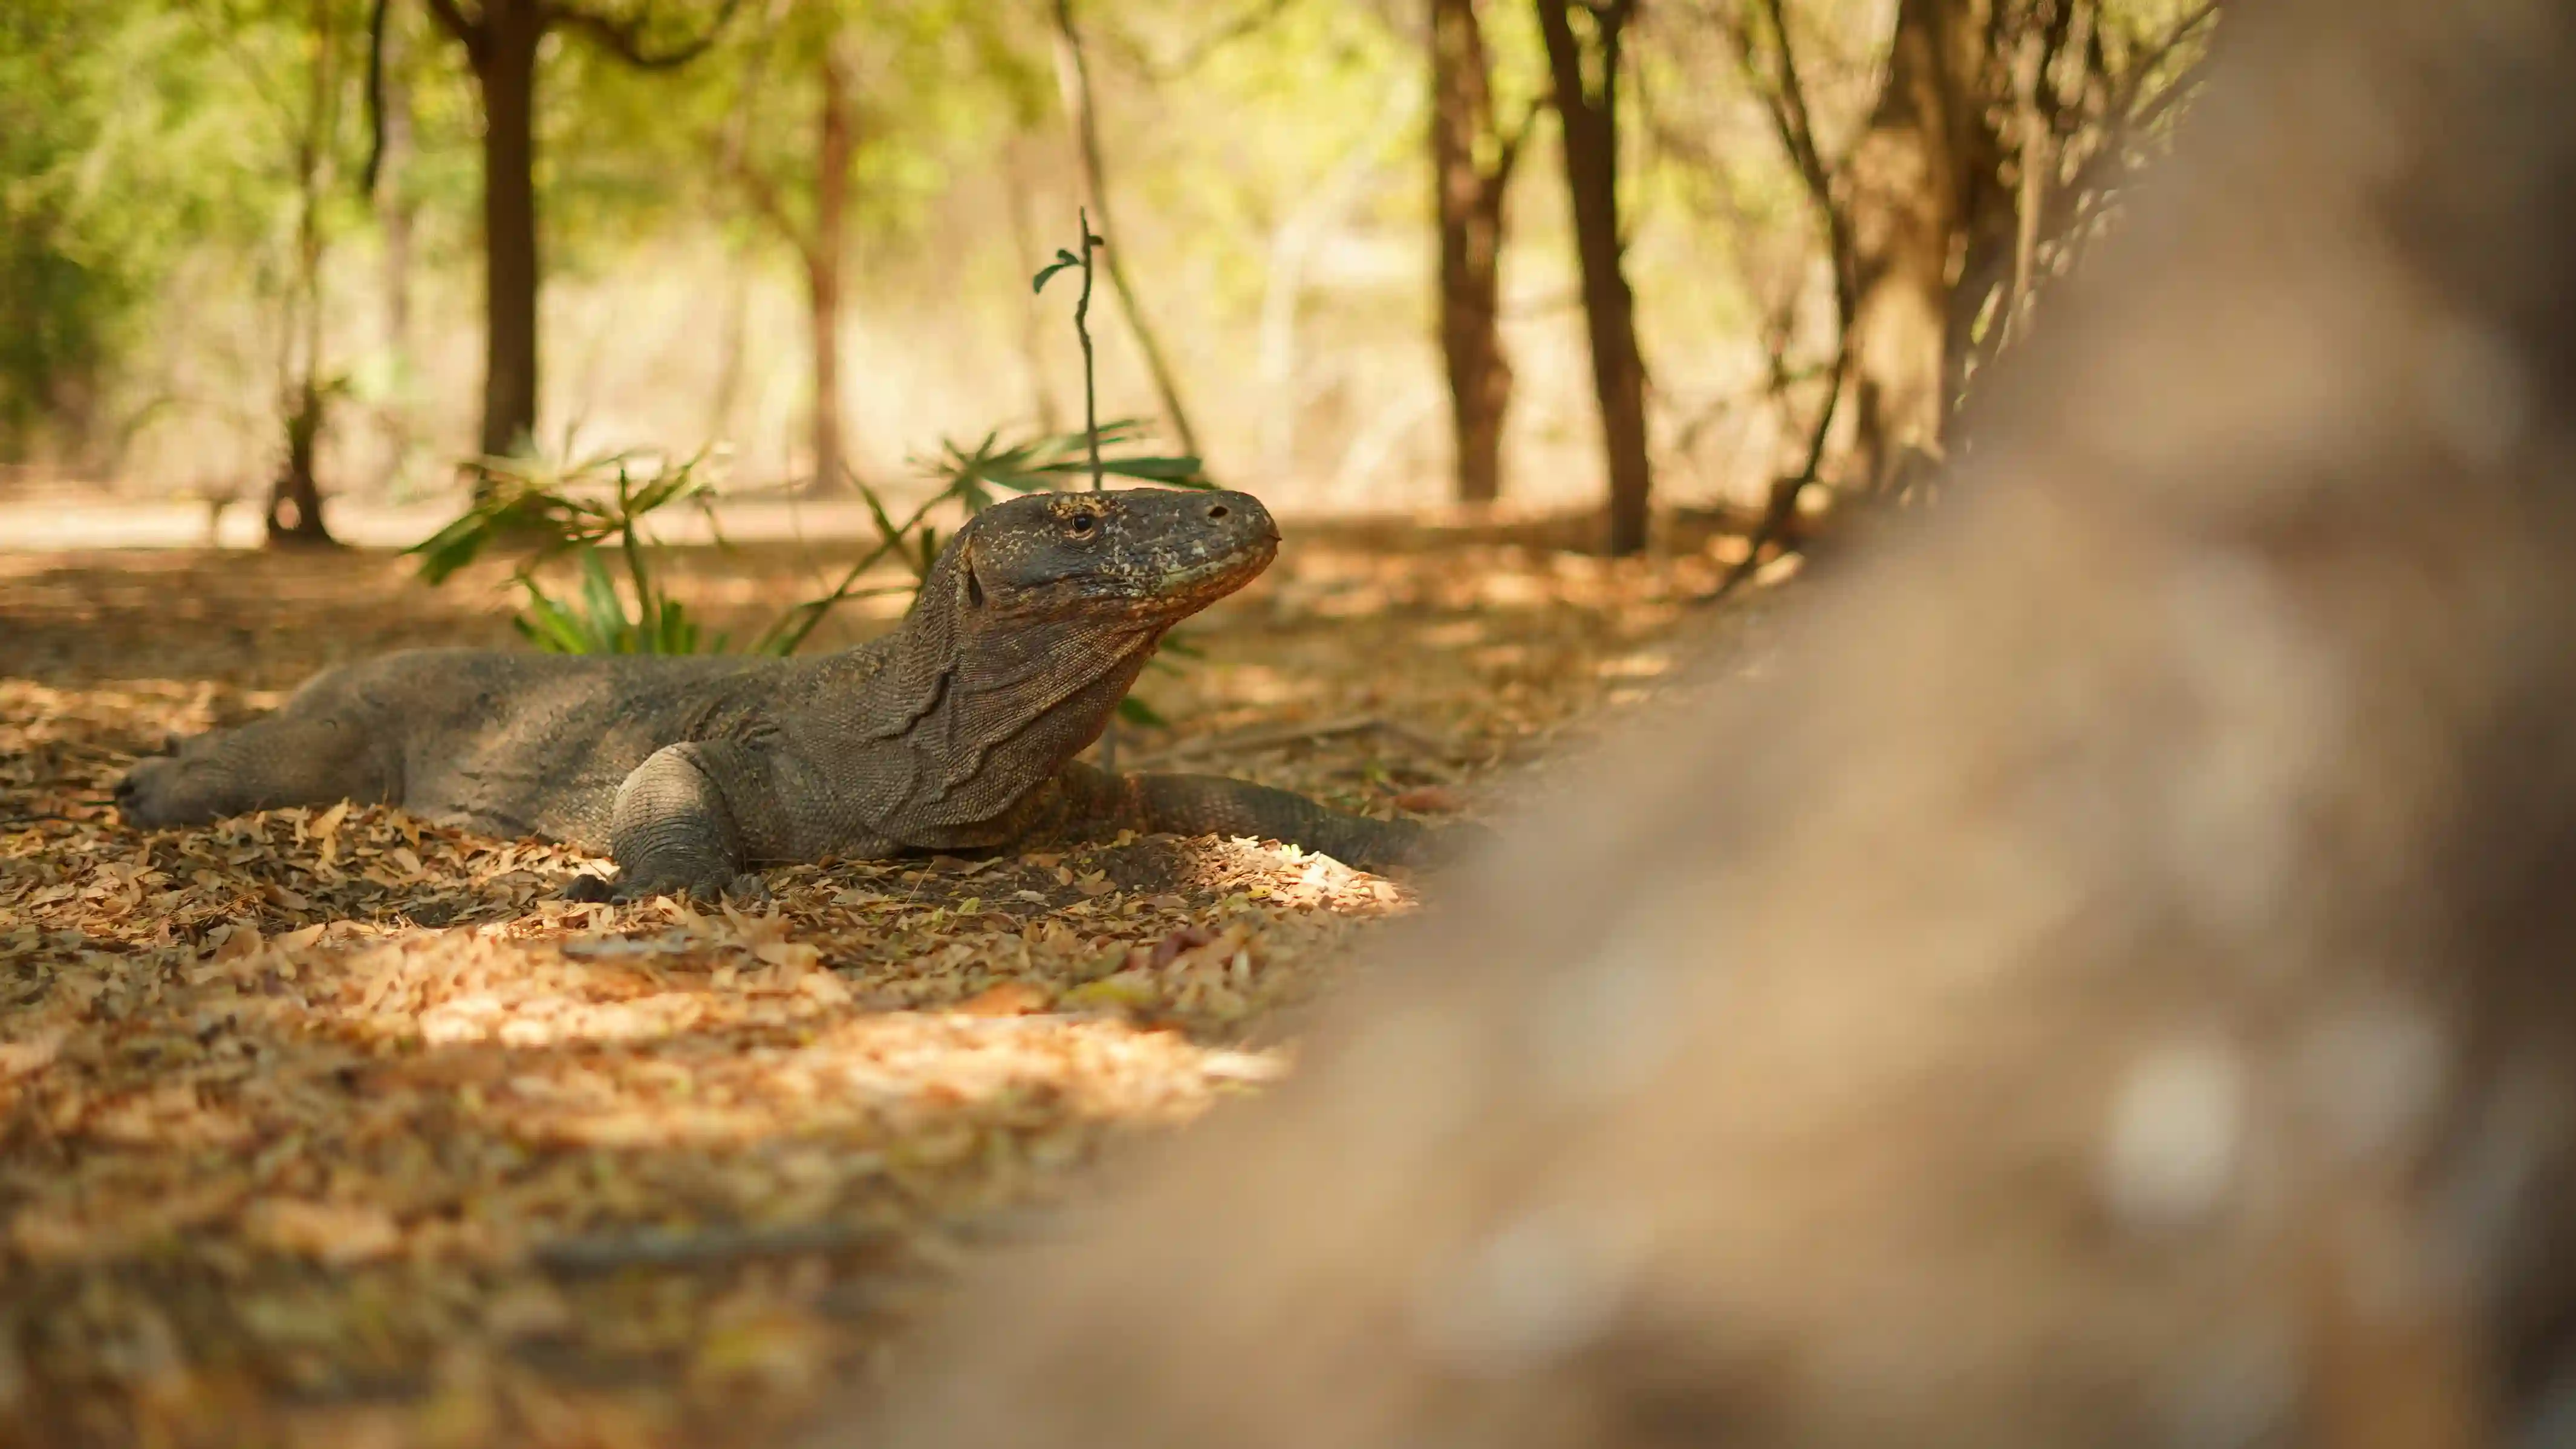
938,487,1280,628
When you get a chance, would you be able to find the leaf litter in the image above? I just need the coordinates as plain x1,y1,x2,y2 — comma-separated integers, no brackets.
0,519,1756,1447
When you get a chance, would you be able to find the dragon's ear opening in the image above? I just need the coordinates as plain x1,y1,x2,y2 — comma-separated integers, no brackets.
958,547,987,610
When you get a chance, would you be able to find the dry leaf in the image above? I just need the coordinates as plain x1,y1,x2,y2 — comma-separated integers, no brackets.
0,1029,67,1083
1062,972,1160,1012
753,939,821,974
241,1198,403,1266
211,922,263,963
955,982,1050,1017
1390,785,1466,813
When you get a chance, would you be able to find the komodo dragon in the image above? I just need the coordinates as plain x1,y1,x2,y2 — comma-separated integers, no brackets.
115,487,1452,900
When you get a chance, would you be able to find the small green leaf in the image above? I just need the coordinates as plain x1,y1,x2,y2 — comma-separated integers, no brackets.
857,479,905,545
1115,694,1170,729
747,611,802,657
514,587,592,655
1103,456,1212,484
1032,250,1082,293
651,597,701,654
405,516,490,584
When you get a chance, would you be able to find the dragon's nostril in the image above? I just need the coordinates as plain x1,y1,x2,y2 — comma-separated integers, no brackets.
1208,504,1230,520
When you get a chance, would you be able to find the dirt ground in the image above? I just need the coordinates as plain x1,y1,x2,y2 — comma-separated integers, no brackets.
0,512,1766,1449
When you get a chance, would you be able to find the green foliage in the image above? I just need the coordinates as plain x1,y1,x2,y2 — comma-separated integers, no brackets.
0,0,382,464
924,418,1211,508
554,0,1050,277
408,443,732,656
0,4,225,455
409,444,721,584
515,547,715,655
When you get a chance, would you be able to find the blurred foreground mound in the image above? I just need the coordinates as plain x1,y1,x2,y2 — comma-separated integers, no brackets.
846,1,2576,1445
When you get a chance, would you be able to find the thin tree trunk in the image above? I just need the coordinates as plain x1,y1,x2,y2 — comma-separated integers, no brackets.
1431,0,1518,506
1534,0,1651,557
1003,139,1067,433
1258,77,1415,471
270,0,337,547
704,243,752,445
268,383,334,544
424,0,738,472
1838,0,1997,498
475,0,544,461
807,43,853,490
1051,0,1200,460
374,0,414,494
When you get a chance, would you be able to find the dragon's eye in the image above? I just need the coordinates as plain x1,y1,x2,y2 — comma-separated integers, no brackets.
1068,513,1096,534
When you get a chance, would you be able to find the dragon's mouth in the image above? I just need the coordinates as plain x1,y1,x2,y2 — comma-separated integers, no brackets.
1153,540,1277,594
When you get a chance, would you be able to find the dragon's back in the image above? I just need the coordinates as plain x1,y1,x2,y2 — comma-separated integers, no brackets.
348,646,795,845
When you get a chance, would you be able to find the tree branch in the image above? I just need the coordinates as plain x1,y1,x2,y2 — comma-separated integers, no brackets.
1748,0,1831,226
421,0,489,66
1053,0,1202,457
546,0,745,70
1714,0,1855,345
711,0,813,259
1489,96,1547,197
361,0,391,196
1157,0,1298,77
2123,0,2220,105
727,152,810,259
2044,4,2222,238
1690,0,1865,601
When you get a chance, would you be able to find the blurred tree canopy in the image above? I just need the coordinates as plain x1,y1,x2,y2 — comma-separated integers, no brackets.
0,0,2217,556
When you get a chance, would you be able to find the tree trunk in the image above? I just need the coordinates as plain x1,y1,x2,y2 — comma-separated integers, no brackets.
806,44,853,490
1431,0,1515,506
374,0,415,495
1838,0,1998,498
474,0,544,461
267,382,336,545
1535,0,1651,556
268,0,337,548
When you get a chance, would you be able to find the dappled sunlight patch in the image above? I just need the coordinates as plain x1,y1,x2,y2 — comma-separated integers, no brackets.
0,830,1374,1447
1,795,1409,1445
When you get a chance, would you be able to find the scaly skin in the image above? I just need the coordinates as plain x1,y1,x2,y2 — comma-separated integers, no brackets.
116,489,1462,900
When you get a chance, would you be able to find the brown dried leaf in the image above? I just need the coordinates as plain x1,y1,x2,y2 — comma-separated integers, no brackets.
241,1198,402,1266
955,982,1051,1017
1390,784,1467,813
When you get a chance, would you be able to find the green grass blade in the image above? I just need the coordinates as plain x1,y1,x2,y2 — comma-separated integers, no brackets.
1115,694,1171,729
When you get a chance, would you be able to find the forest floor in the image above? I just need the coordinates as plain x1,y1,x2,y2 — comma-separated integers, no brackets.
0,510,1775,1449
